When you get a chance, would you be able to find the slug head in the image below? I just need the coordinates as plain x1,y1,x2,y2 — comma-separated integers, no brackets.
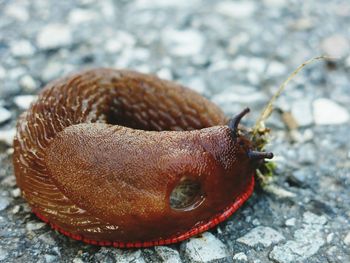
163,108,273,236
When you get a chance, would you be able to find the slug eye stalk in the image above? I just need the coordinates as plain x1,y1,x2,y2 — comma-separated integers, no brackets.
248,150,273,160
228,107,250,138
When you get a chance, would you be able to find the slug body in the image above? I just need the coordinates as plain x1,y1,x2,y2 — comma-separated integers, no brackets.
13,69,271,247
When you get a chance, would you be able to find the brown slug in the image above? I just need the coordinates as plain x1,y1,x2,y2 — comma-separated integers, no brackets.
13,68,273,247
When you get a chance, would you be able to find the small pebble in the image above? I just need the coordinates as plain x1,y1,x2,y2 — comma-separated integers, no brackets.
26,222,46,231
104,32,136,53
10,40,35,57
11,188,21,198
19,75,37,92
270,213,326,263
155,246,182,263
183,77,207,94
237,226,285,248
216,1,256,19
156,68,173,81
326,233,334,243
14,95,36,110
37,24,73,50
182,232,228,262
343,232,350,246
5,3,29,21
162,29,204,57
0,197,11,211
0,107,11,124
285,218,296,226
313,98,349,125
44,254,58,263
321,34,349,58
0,248,9,261
233,252,248,261
303,211,327,225
0,128,16,146
291,99,313,127
266,61,287,77
11,205,20,214
0,66,5,79
68,9,98,24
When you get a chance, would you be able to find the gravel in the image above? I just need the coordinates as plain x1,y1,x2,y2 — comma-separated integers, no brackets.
0,0,350,262
13,95,37,110
237,226,285,248
36,24,73,50
181,232,228,262
313,98,350,125
0,108,11,124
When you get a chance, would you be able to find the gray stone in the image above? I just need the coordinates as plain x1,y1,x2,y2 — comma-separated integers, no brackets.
156,68,173,80
162,29,204,57
263,0,287,7
0,248,9,261
155,246,182,263
233,252,248,261
291,99,313,127
134,0,195,9
37,24,73,50
14,95,36,110
326,233,334,243
0,66,5,79
216,1,256,19
0,107,11,124
237,226,285,247
0,196,10,211
269,212,326,263
104,31,136,53
266,61,287,77
183,77,207,94
0,128,16,145
19,75,37,92
344,231,350,245
5,3,29,21
290,17,314,30
11,188,21,198
321,34,350,58
41,62,66,82
182,232,228,262
10,40,35,57
68,9,98,25
285,218,296,226
212,88,268,105
313,98,349,125
44,254,58,263
303,211,327,225
114,250,146,263
232,56,266,74
26,222,46,231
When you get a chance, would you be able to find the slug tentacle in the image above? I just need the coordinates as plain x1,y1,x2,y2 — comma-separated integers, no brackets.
13,68,268,247
248,150,274,160
228,107,250,138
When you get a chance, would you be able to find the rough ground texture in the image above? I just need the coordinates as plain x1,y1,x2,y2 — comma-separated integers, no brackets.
0,0,350,262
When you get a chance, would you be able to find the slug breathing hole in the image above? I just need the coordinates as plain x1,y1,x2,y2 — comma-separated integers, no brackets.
169,178,204,211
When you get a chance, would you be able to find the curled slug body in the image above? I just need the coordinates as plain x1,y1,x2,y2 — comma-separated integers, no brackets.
13,69,272,247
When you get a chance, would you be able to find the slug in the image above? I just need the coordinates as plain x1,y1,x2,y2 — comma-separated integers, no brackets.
13,69,273,248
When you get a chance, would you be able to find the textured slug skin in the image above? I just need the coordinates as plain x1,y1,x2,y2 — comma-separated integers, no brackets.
13,69,256,244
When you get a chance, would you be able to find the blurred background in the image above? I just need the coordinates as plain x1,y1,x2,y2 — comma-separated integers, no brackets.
0,0,349,262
